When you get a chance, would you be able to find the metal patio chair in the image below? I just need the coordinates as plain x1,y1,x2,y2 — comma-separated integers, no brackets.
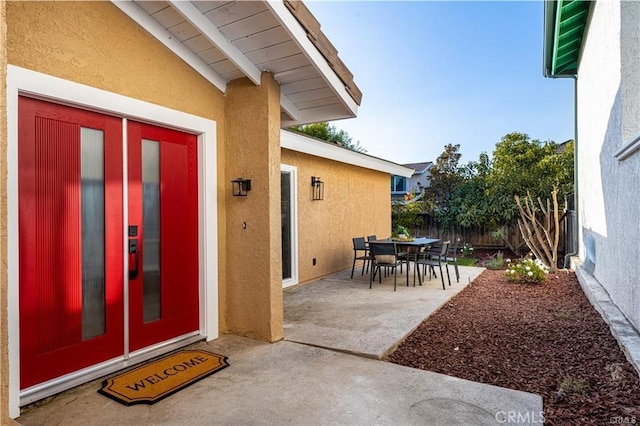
368,242,409,291
351,237,371,279
416,240,451,290
448,237,460,283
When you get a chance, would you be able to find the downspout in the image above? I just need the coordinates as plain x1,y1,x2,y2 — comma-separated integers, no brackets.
564,77,579,268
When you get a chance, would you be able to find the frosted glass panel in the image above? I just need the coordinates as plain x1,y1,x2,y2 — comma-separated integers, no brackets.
281,172,292,280
142,139,161,322
81,127,106,340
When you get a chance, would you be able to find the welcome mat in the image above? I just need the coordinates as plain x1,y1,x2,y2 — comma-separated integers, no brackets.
99,349,229,406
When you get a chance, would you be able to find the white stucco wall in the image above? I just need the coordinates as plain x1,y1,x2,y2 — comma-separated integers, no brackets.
577,0,640,331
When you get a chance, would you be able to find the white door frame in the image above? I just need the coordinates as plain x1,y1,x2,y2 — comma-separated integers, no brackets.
6,65,219,418
280,164,299,288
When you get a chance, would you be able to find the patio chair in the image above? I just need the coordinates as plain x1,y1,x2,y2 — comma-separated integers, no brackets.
351,237,371,279
416,240,451,290
397,245,421,285
448,237,460,283
368,242,409,291
366,235,390,277
415,240,440,280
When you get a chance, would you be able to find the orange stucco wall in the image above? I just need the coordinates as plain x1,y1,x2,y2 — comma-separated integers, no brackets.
281,149,392,283
5,1,232,335
6,2,225,122
224,76,283,342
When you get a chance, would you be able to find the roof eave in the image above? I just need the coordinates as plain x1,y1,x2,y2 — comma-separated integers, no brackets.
543,0,557,78
543,0,591,79
266,1,360,124
112,0,360,127
281,130,413,177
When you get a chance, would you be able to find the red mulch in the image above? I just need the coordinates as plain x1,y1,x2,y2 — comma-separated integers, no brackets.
388,270,640,425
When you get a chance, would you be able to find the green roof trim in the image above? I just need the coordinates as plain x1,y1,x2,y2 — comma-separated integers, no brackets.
543,0,592,77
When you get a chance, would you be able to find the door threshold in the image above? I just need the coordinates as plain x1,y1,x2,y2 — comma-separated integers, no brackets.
20,332,203,407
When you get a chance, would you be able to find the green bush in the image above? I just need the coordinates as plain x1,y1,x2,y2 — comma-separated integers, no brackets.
461,243,474,257
391,200,425,234
484,251,504,270
505,256,548,284
559,377,588,395
393,225,411,237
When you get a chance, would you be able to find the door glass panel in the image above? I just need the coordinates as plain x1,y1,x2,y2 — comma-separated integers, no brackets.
142,139,161,322
81,127,106,340
281,172,292,280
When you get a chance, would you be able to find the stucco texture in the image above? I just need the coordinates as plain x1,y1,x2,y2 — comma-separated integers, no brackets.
6,1,233,333
6,1,225,121
281,149,392,284
224,75,283,342
1,2,10,423
577,0,640,331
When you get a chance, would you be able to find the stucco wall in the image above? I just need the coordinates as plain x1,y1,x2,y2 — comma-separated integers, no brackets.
577,0,640,331
1,1,10,423
281,149,392,283
6,1,231,333
6,2,225,122
224,75,283,342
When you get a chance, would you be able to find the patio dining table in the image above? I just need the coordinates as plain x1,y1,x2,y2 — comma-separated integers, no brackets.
370,238,440,285
370,237,440,249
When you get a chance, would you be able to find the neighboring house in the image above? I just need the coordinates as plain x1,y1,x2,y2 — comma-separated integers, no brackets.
391,161,433,201
0,1,412,419
544,0,640,369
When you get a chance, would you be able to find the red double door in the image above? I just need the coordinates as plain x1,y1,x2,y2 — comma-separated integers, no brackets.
18,97,199,389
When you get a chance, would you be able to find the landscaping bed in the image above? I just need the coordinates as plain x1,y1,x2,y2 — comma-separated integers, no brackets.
388,269,640,425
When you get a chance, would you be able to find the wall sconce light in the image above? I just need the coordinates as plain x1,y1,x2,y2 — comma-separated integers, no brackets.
231,178,252,196
311,176,324,201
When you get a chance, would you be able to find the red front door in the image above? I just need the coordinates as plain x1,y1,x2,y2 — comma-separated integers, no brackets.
126,121,199,352
18,98,200,389
18,97,124,389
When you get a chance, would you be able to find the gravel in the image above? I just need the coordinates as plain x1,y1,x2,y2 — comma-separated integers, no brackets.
388,269,640,425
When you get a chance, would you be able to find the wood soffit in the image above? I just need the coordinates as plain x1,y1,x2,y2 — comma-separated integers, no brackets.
116,0,360,125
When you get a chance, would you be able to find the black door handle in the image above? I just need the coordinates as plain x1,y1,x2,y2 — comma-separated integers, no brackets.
129,239,139,280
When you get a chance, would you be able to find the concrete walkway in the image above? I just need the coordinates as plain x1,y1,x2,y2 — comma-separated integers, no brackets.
17,265,544,425
284,264,484,359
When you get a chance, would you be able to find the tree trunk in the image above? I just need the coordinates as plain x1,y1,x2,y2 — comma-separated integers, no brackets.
515,187,562,272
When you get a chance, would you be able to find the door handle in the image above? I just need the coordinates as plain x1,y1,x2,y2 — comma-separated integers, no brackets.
129,239,139,280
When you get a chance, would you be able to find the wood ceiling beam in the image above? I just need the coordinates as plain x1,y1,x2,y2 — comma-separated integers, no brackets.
169,0,262,85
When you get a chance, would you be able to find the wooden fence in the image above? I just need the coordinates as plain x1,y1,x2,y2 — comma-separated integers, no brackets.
409,219,567,256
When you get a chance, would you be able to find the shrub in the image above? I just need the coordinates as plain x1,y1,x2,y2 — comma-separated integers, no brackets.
461,243,474,258
505,256,548,284
393,225,411,237
484,251,504,270
391,199,425,234
559,377,588,395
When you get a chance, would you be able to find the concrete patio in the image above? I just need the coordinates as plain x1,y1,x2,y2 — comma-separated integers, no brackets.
284,263,485,359
17,265,544,425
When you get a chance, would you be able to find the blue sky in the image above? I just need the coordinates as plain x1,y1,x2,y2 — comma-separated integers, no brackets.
304,1,575,165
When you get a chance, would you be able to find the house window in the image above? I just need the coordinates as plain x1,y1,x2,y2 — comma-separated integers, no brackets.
391,176,406,192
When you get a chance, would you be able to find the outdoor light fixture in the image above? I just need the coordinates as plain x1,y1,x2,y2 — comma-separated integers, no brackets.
231,178,251,196
311,176,324,201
